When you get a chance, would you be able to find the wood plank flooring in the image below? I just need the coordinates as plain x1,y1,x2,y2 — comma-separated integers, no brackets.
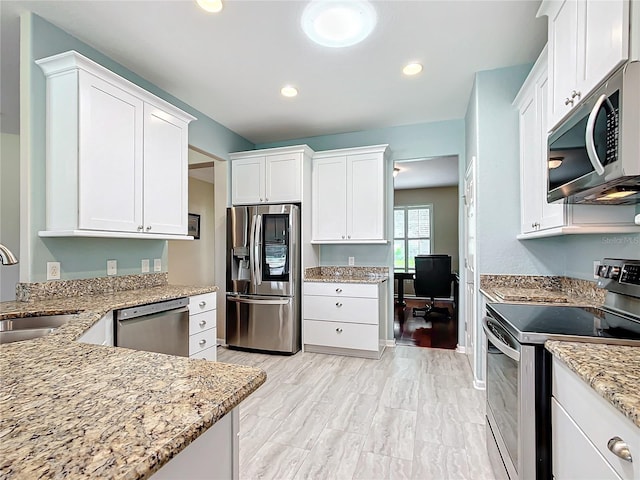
218,345,497,480
394,299,458,349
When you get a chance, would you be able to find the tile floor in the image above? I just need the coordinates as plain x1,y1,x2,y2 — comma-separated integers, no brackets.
218,345,497,480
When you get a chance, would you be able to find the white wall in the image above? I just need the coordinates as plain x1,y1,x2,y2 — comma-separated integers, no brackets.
1,133,20,300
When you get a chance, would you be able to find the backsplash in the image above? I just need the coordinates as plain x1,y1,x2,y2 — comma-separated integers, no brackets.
16,273,169,302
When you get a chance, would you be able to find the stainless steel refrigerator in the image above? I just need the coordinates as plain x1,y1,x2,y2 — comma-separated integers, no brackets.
226,204,300,354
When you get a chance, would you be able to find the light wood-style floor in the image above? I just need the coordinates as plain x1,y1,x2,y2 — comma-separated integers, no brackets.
217,345,497,480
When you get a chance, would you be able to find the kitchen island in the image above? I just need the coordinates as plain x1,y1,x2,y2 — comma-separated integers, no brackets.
0,279,266,479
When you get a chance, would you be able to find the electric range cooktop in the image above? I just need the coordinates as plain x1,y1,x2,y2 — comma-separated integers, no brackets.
486,302,640,346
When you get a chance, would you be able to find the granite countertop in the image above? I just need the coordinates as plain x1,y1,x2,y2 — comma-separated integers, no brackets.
0,284,267,480
304,266,389,284
546,341,640,428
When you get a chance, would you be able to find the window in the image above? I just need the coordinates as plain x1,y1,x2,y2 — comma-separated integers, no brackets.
394,205,432,271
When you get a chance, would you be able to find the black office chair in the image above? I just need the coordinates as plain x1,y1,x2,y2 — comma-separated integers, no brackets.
412,254,453,319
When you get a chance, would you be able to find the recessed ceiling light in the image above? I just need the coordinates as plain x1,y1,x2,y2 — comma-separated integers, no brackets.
403,62,423,76
196,0,223,13
281,86,298,98
301,0,377,48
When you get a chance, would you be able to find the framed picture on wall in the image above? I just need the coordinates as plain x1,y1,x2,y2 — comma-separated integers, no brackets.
188,213,200,239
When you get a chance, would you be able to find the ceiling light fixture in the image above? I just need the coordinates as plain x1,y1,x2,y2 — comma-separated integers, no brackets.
393,167,400,177
281,86,298,98
403,62,423,76
301,0,377,48
548,157,563,169
196,0,223,13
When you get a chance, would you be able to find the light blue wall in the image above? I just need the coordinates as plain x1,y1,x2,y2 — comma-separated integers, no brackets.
257,120,466,267
25,14,253,281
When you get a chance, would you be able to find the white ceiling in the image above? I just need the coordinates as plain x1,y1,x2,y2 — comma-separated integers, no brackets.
0,0,546,145
394,156,458,190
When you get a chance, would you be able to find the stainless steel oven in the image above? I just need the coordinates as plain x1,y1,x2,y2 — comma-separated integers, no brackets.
484,258,640,480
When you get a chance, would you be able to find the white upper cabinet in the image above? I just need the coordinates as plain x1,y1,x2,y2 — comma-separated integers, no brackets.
36,50,195,239
515,47,638,239
540,0,630,130
230,146,313,205
312,144,389,243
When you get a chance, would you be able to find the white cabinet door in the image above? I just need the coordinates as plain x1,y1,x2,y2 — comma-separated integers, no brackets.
232,157,265,205
265,152,301,203
518,91,542,234
548,0,579,127
143,103,189,235
78,71,144,233
312,156,347,241
578,0,629,101
348,153,385,241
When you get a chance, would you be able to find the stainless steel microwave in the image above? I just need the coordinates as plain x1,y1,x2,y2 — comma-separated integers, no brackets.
547,61,640,205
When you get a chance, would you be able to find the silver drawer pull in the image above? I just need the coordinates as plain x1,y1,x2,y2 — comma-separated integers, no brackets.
199,320,207,327
336,288,342,293
336,302,343,307
199,339,207,347
336,328,343,333
607,437,633,462
199,301,206,307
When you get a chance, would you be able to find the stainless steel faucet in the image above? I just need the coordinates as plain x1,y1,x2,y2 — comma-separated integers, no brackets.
0,244,18,265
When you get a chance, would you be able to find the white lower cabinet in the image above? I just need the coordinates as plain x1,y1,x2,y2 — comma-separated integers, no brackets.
189,292,217,361
552,357,638,480
151,407,239,480
303,281,388,359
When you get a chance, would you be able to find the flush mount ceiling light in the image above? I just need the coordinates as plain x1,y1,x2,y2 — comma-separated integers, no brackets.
301,0,377,48
403,62,423,76
548,157,563,169
196,0,223,13
281,86,298,98
393,167,400,177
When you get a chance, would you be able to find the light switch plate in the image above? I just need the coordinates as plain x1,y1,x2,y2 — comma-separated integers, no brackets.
348,256,355,266
107,259,117,276
154,258,162,272
141,259,150,273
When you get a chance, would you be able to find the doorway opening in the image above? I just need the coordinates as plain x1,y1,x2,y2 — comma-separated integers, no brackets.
392,155,459,349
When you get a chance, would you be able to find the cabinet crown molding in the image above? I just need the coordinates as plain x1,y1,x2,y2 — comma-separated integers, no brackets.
312,144,389,159
36,50,196,123
229,144,314,160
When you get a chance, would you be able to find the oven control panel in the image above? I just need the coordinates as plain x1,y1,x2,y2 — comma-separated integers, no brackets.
597,259,640,287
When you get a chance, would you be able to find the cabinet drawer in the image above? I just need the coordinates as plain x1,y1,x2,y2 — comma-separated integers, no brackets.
189,310,216,334
304,282,377,298
552,399,621,480
553,358,638,480
303,295,378,325
189,292,217,314
304,319,378,351
189,328,217,355
189,345,217,361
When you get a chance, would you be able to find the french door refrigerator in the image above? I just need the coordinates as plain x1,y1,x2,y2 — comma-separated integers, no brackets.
226,204,300,354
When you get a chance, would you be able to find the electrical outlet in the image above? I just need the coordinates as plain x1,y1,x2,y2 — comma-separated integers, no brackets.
348,256,355,266
141,259,150,273
107,259,117,276
593,260,601,279
154,258,162,272
46,262,61,280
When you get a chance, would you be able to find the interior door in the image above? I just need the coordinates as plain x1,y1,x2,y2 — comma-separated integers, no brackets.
463,157,477,373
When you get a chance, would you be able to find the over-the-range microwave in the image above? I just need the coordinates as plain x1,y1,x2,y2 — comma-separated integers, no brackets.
547,61,640,205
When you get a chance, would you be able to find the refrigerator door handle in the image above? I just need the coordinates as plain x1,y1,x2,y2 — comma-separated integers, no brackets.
255,214,263,285
228,296,290,305
249,213,257,286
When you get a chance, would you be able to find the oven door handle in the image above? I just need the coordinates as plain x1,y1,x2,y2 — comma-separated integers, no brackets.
482,317,520,362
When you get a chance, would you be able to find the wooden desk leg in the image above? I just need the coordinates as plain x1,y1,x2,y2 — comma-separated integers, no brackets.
396,277,406,306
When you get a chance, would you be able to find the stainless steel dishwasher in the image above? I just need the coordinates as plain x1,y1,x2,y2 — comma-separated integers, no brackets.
115,297,189,357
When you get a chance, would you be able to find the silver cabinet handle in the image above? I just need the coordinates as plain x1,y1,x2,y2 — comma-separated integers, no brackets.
199,339,207,347
348,235,351,239
336,302,343,307
259,198,263,202
336,328,343,333
265,198,269,202
564,97,574,106
146,226,152,231
607,437,633,462
336,288,342,293
199,301,206,307
571,90,581,99
199,320,207,327
342,235,345,239
137,225,144,231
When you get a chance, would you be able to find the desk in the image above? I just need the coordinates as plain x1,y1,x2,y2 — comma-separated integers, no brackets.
394,271,414,306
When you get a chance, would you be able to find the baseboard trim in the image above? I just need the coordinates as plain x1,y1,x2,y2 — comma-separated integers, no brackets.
385,339,397,347
455,344,466,354
473,378,486,390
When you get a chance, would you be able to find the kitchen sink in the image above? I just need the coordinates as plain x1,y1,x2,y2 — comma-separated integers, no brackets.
0,314,76,344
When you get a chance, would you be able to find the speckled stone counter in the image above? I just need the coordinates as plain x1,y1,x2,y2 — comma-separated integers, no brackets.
0,280,267,480
546,341,640,428
304,266,389,284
